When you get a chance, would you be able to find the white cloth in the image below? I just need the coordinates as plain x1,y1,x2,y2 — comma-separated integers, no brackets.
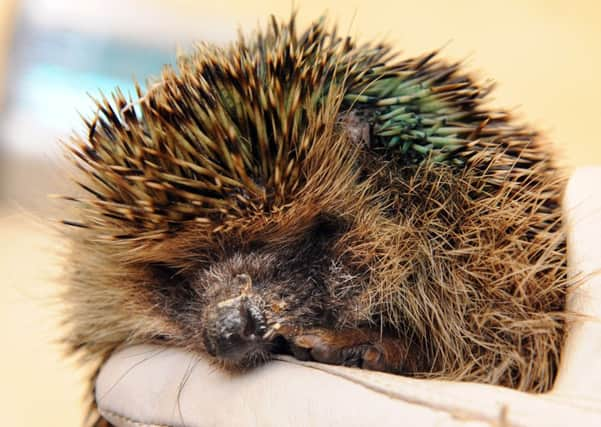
95,168,601,427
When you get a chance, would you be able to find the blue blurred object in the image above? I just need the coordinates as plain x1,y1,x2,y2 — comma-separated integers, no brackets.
16,63,138,133
0,1,180,156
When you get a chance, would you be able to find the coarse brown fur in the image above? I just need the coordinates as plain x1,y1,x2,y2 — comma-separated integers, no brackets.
59,15,569,425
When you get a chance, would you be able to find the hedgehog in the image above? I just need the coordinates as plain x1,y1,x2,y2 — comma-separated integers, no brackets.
59,14,570,426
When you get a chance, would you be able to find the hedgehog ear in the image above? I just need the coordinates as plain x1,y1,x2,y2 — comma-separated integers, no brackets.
232,273,253,292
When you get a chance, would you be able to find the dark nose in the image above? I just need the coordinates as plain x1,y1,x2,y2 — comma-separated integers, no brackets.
204,295,267,361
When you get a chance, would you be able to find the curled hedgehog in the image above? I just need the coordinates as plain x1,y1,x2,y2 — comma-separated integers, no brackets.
60,14,570,424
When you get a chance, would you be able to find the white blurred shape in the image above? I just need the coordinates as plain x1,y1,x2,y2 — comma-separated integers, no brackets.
24,0,233,47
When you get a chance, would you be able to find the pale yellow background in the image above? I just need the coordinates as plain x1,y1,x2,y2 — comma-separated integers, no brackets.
1,1,600,426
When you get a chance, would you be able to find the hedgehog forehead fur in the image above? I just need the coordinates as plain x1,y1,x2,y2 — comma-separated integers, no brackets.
62,15,569,422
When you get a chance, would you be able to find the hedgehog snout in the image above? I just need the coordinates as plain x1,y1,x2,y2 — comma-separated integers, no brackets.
202,292,268,362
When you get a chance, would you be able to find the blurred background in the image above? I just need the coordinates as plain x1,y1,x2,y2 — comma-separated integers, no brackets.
0,0,599,425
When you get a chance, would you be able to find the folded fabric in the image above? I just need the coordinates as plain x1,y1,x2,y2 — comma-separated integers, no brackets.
95,168,601,427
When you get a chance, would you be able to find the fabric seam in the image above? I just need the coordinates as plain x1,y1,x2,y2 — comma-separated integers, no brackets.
99,408,173,427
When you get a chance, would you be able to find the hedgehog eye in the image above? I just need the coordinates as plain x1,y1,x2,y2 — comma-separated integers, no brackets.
312,213,347,239
148,262,181,282
148,262,195,301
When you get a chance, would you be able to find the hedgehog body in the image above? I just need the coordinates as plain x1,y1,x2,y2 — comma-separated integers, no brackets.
61,15,569,424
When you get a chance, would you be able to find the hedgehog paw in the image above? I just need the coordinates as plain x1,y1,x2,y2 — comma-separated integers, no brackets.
289,329,402,373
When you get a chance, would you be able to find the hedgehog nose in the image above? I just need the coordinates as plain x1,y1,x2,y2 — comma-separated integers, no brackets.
204,296,267,361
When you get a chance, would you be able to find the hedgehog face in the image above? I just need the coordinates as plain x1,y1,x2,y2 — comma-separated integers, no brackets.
148,214,352,368
196,248,328,367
